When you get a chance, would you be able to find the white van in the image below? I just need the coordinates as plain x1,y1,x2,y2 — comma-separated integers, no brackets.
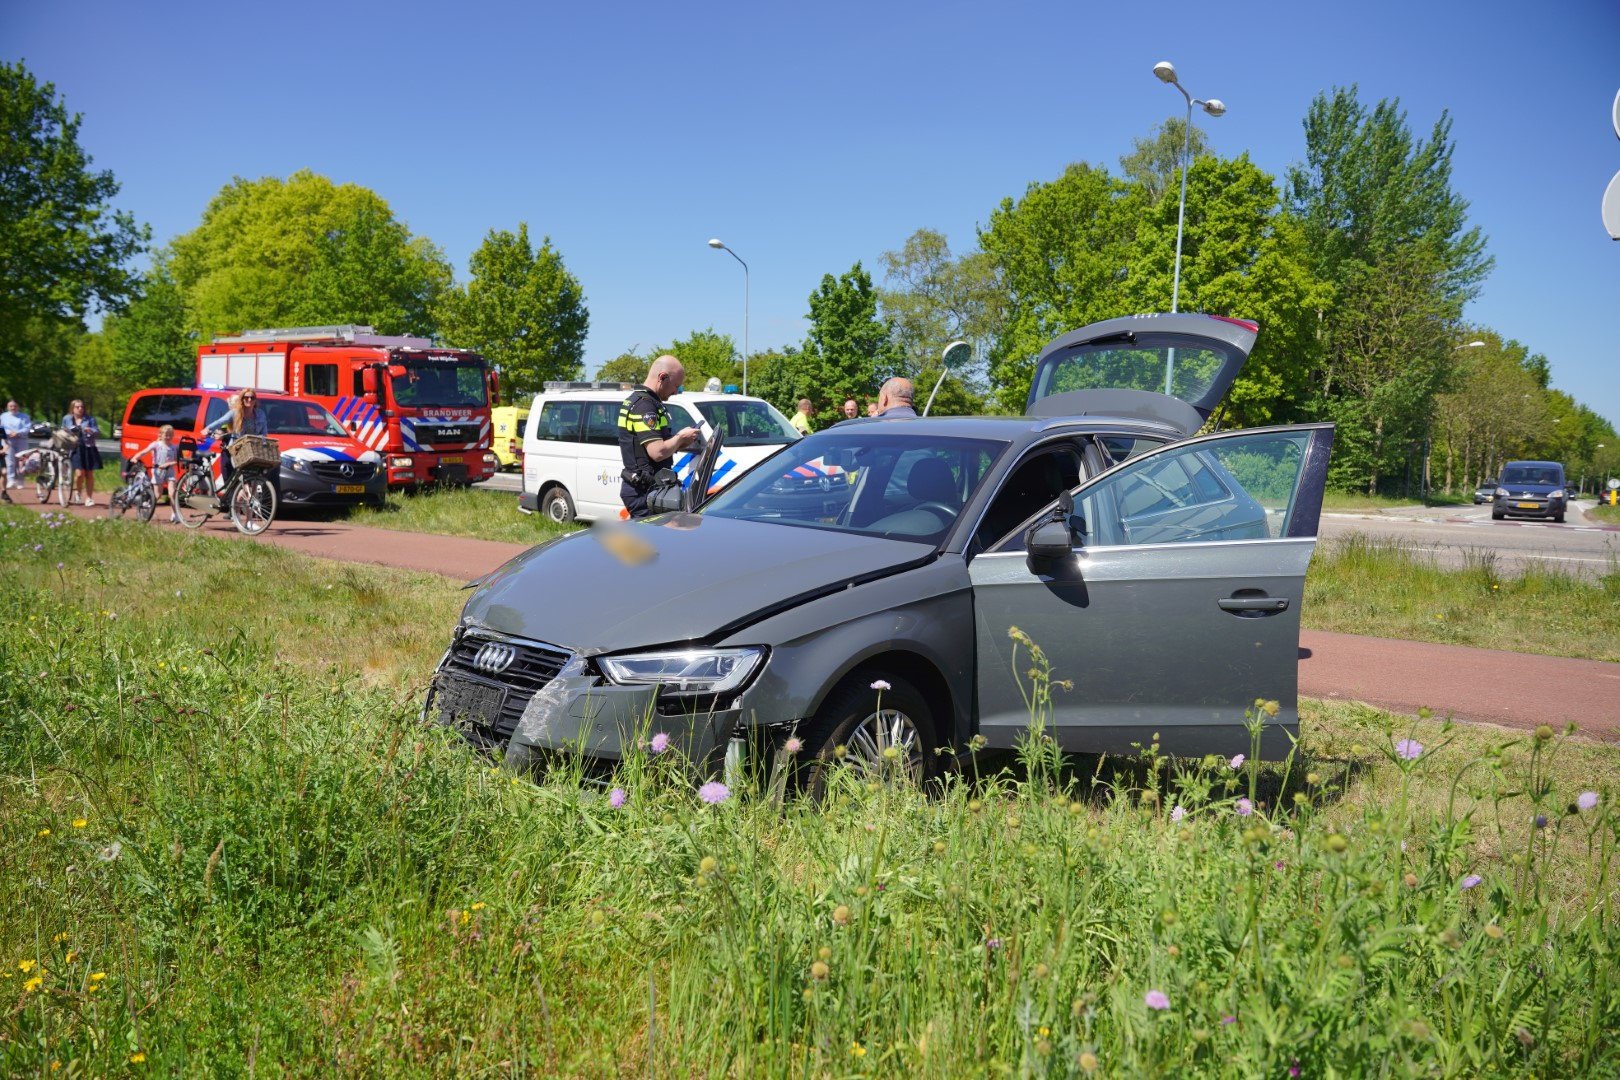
519,383,803,523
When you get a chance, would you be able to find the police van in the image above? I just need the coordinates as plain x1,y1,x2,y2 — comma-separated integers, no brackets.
519,382,804,523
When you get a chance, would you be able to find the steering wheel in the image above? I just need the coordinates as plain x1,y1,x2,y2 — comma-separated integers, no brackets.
913,501,959,522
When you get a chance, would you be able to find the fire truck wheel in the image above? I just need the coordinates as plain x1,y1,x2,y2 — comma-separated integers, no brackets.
542,485,576,524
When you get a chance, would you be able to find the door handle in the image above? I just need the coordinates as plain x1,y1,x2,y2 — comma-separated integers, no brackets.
1218,595,1289,615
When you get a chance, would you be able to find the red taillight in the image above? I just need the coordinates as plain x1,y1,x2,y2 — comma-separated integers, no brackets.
1208,315,1259,333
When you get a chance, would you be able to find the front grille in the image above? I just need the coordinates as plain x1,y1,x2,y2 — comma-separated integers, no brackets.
311,461,377,483
434,633,570,744
426,425,475,445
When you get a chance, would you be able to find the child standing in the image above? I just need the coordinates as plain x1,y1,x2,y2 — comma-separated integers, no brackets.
132,424,181,524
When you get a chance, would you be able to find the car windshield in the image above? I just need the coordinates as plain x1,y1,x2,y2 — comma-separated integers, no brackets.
390,360,487,408
261,399,348,437
1499,466,1561,486
702,431,1008,541
693,399,800,445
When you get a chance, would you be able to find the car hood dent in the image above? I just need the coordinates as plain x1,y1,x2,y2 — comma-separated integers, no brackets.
460,515,935,654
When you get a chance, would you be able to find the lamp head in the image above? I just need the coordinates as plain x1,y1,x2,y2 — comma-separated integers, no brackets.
1202,98,1226,117
707,238,725,249
1153,61,1177,84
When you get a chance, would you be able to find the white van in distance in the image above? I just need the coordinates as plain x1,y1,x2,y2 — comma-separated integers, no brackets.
519,383,804,523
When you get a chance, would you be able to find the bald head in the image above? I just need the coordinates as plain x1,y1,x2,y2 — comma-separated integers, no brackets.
644,354,686,401
877,377,914,413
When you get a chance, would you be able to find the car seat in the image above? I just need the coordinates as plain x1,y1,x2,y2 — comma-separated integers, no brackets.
906,457,958,508
975,451,1081,548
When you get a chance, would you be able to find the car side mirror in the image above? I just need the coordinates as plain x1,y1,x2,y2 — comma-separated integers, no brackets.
1025,519,1075,561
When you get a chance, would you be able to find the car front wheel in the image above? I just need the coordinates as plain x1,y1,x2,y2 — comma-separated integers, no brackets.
796,671,939,798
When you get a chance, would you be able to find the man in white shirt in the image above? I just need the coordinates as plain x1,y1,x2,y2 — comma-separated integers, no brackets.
1,400,32,495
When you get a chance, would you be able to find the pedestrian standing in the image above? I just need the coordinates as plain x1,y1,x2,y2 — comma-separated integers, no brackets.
873,378,918,418
1,400,30,500
62,399,103,506
841,399,859,420
791,398,814,436
616,355,698,519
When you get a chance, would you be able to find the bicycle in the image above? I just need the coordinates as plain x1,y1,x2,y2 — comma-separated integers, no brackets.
107,460,157,523
173,435,280,536
9,428,75,506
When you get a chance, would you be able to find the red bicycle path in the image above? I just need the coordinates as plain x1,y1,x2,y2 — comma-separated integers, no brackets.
15,498,1620,740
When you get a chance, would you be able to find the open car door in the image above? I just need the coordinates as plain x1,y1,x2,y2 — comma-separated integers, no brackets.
685,427,725,511
969,423,1334,758
1025,313,1258,437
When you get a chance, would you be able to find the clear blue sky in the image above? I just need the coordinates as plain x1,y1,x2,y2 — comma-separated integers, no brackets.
10,0,1620,425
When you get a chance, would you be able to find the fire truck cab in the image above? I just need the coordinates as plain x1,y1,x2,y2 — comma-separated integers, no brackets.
197,325,499,489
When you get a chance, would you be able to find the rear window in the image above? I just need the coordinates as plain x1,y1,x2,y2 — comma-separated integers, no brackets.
127,393,200,432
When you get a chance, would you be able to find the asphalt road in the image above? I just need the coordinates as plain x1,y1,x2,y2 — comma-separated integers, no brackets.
1319,501,1618,579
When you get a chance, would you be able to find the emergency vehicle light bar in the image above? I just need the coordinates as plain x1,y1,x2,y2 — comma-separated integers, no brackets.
212,325,436,349
542,381,636,391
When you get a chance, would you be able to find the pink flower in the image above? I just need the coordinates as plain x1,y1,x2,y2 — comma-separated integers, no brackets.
649,732,671,755
1144,990,1170,1010
1235,798,1254,816
869,679,891,691
608,787,627,809
1229,754,1245,770
698,781,730,804
1394,738,1423,761
783,737,804,754
1460,874,1482,890
1577,791,1599,811
1170,805,1186,823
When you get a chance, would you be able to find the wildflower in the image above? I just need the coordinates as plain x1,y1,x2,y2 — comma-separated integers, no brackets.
470,902,486,911
1289,1063,1301,1077
1235,798,1254,817
1229,754,1245,770
783,737,803,754
849,1042,866,1058
881,745,900,761
1221,1015,1237,1025
607,787,627,809
1460,874,1482,890
1577,791,1599,811
1484,923,1504,939
933,840,947,854
1079,1051,1099,1073
56,562,63,570
1170,805,1186,822
71,818,87,829
1261,700,1279,716
89,972,106,982
870,679,891,691
648,732,671,755
130,1053,146,1064
1394,738,1423,761
698,781,730,804
24,976,43,992
18,960,35,973
832,904,851,926
1325,833,1348,853
810,960,829,980
1534,814,1548,829
1144,989,1171,1010
1306,771,1321,785
37,828,49,837
52,932,69,944
986,937,1003,951
698,856,718,875
1403,872,1419,888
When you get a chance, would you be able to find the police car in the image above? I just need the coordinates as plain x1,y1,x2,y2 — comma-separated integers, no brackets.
519,382,808,523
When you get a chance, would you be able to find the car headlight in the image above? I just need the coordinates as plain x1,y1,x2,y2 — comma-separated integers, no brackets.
282,455,308,474
390,455,414,468
1495,487,1509,498
599,647,763,694
1549,489,1565,499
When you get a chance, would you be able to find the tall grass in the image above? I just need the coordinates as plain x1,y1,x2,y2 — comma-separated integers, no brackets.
4,507,1618,1075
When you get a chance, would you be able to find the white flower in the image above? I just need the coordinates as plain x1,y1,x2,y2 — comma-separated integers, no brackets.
870,680,891,691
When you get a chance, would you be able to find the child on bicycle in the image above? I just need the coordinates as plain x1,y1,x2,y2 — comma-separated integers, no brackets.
130,424,182,524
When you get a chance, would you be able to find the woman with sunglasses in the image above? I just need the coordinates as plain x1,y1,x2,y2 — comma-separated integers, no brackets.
201,390,269,501
61,399,104,506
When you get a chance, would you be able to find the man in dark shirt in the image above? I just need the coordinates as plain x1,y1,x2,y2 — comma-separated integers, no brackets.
617,354,699,518
874,377,918,418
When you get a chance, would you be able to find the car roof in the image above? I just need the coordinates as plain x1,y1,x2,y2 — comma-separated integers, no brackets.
531,388,773,405
132,387,323,406
1501,460,1561,468
825,414,1184,442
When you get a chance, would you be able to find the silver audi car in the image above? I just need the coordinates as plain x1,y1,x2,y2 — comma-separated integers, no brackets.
427,313,1335,784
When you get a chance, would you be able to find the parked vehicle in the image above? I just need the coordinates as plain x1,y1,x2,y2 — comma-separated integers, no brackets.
490,405,529,470
519,383,806,523
122,388,387,508
1472,479,1497,505
1490,460,1567,522
428,313,1335,784
196,325,499,489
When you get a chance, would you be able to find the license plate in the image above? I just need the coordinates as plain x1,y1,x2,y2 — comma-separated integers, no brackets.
435,676,504,730
1516,501,1540,509
439,456,464,464
334,484,365,494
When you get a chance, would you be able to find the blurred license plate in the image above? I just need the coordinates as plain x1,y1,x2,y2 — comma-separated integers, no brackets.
1516,501,1539,509
436,676,504,729
334,484,365,494
440,456,464,464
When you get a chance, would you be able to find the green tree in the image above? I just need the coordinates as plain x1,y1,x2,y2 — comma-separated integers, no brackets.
979,164,1138,412
0,61,147,410
876,228,1002,404
596,350,647,384
1119,116,1212,204
104,270,193,392
165,170,451,341
663,328,739,390
435,223,589,397
796,263,903,426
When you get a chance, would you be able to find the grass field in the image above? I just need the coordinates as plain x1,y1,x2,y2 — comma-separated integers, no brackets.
1589,503,1620,525
1320,490,1469,512
3,505,1617,1076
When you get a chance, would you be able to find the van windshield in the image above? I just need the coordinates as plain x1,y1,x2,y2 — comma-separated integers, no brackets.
693,400,800,446
1499,465,1562,486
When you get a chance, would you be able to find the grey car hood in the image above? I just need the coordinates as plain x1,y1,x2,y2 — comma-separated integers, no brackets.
462,514,935,654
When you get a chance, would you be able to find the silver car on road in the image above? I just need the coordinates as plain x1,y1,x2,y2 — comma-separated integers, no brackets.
427,313,1335,783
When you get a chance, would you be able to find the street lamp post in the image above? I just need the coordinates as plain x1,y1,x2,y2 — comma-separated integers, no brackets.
707,239,749,394
1152,61,1224,395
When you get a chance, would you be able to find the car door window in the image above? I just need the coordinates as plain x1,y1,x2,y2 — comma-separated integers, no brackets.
536,401,583,441
1078,430,1310,547
582,402,619,445
972,444,1085,553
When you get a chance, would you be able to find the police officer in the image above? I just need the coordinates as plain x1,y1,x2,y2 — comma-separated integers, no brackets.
617,354,699,518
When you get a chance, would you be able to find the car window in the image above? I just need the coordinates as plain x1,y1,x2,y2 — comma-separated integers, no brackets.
536,401,583,442
582,402,619,445
693,400,800,446
203,397,229,431
262,399,347,436
1499,465,1562,486
973,444,1085,553
1096,435,1165,464
1076,430,1310,547
703,432,1009,542
128,393,200,432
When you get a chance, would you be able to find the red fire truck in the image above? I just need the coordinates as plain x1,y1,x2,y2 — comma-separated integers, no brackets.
197,326,499,488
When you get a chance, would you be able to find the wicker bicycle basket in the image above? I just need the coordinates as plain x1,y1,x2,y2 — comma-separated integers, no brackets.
229,435,281,470
48,429,80,452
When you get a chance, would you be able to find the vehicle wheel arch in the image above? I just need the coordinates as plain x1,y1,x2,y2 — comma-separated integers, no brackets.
805,647,959,753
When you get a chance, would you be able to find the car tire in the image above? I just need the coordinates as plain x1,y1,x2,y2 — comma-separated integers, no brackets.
542,485,576,524
795,671,940,799
1491,508,1504,520
1554,511,1565,523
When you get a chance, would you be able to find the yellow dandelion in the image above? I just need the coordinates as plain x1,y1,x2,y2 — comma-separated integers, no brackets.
130,1052,146,1064
470,902,486,911
849,1042,867,1058
52,932,69,944
18,960,35,973
64,951,76,964
89,971,106,982
23,976,43,992
71,818,87,829
37,828,50,837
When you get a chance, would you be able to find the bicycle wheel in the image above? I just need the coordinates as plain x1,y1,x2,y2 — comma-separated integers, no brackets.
108,486,129,518
134,487,156,523
230,473,277,535
35,454,57,504
175,470,214,529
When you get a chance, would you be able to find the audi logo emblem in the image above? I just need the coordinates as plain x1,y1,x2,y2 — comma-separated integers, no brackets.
339,462,354,478
472,641,517,674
